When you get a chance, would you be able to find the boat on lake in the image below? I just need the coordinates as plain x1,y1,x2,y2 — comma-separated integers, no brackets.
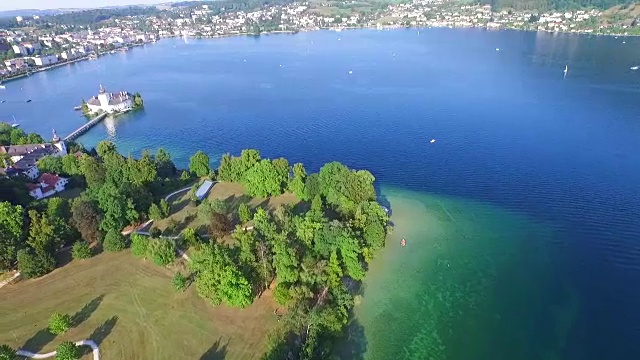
631,66,639,70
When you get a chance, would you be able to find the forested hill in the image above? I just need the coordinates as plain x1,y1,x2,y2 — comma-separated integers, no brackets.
484,0,634,11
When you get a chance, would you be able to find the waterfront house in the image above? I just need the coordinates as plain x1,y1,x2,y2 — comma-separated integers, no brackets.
33,54,58,66
86,85,133,114
27,173,69,200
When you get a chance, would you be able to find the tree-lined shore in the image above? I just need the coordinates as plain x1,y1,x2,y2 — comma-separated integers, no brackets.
0,141,391,359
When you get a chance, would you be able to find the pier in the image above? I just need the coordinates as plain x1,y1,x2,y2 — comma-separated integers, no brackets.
63,113,107,141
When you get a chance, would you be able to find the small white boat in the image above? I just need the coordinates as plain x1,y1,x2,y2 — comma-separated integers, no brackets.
11,123,19,128
495,48,500,51
348,70,353,74
430,139,436,143
631,66,639,70
564,65,568,77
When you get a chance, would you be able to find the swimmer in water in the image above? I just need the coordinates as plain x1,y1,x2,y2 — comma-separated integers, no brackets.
401,238,406,247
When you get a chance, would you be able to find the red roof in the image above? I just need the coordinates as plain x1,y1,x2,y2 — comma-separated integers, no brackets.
38,173,61,187
26,183,40,191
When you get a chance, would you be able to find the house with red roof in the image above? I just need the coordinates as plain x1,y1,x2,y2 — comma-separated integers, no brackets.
27,173,69,200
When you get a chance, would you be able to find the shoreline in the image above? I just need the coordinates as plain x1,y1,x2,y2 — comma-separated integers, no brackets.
0,24,630,84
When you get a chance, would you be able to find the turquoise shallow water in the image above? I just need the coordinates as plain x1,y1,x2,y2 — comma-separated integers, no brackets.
350,187,571,360
3,28,640,358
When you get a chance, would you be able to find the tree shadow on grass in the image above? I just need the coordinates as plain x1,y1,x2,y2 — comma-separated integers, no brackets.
71,294,105,327
89,316,118,346
78,316,118,358
199,338,228,360
21,328,55,353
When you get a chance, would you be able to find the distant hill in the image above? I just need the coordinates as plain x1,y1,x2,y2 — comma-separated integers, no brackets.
0,9,75,18
483,0,635,11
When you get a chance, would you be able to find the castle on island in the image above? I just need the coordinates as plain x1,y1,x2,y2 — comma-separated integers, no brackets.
86,85,133,114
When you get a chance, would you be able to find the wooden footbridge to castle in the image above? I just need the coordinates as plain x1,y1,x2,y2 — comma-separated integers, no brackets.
63,113,107,142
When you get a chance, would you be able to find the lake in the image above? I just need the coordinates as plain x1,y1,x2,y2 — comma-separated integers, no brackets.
3,28,640,359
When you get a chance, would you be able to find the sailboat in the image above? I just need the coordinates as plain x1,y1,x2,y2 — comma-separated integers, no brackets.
563,65,568,78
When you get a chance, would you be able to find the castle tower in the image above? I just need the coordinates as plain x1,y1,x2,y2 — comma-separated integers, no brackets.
98,84,110,108
51,129,67,155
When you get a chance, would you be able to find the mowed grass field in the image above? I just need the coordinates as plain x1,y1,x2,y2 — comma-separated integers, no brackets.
0,251,279,360
154,181,303,235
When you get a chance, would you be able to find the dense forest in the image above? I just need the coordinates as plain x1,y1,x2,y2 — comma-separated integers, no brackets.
483,0,634,10
1,141,390,359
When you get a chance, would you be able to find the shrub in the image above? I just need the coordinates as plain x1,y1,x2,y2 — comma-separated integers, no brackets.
273,283,292,306
55,341,78,360
181,227,201,247
147,238,176,266
48,312,71,335
0,344,17,360
238,203,252,224
173,272,188,292
71,241,92,260
148,203,163,221
103,229,126,252
17,249,55,279
130,233,150,258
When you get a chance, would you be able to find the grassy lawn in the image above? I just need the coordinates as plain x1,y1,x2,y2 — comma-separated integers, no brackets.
0,251,279,360
154,181,304,235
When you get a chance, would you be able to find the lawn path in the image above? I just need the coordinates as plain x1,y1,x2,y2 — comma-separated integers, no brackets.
17,339,100,360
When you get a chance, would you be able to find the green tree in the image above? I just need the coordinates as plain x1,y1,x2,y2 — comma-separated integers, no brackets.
273,282,291,306
237,203,252,223
0,202,24,271
103,229,126,252
132,92,144,108
27,210,62,256
126,151,157,185
181,227,201,247
304,173,321,201
159,199,171,218
78,154,106,189
147,238,175,266
189,151,210,177
155,148,176,178
173,272,188,292
180,170,191,181
198,198,227,223
271,157,290,193
130,233,150,257
148,203,163,221
71,196,101,243
271,234,299,284
244,159,281,197
37,155,64,174
190,243,254,308
95,182,138,233
96,140,117,158
288,163,306,200
71,241,92,260
55,341,78,360
0,344,17,360
61,154,81,175
17,249,55,278
48,312,71,335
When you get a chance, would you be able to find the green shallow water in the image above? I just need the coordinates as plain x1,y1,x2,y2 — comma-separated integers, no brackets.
344,187,580,360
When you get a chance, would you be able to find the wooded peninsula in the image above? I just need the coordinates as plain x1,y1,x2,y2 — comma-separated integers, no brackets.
0,140,391,359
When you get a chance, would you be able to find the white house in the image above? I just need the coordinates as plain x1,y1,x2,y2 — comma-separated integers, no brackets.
27,173,68,200
33,55,58,66
86,85,133,114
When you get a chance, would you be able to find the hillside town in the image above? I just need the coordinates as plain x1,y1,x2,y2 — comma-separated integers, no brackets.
0,0,636,79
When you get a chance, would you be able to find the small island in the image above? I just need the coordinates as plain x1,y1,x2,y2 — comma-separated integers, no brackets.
81,85,143,116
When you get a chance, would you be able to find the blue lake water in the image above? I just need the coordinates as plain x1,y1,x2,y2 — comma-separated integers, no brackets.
3,28,640,359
